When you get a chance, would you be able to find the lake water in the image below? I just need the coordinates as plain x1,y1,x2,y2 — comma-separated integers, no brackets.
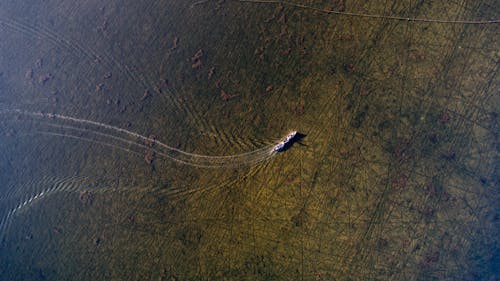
0,0,498,280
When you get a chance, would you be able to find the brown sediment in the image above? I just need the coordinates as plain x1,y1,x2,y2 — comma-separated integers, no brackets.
144,134,157,147
359,85,370,96
191,49,203,61
277,13,286,24
220,90,237,101
25,69,33,80
214,78,222,88
192,60,202,69
190,49,204,69
438,111,450,124
343,63,355,73
172,36,179,50
96,83,104,92
36,58,43,68
38,74,53,85
96,18,108,32
144,149,156,164
208,66,215,80
328,0,346,12
295,103,305,115
126,213,136,224
79,190,95,205
141,89,151,101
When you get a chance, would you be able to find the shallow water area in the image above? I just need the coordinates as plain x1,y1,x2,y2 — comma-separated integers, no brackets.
0,0,499,280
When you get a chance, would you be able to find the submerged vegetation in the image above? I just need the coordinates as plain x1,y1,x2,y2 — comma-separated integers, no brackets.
0,0,498,280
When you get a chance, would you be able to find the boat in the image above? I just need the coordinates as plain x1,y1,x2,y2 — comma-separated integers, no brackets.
273,131,298,152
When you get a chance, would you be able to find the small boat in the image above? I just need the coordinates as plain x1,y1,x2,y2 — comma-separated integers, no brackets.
274,131,298,152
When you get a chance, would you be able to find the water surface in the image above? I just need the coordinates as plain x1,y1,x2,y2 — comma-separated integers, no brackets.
0,0,498,280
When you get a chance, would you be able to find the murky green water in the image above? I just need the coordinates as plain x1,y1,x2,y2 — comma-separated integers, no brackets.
0,0,498,280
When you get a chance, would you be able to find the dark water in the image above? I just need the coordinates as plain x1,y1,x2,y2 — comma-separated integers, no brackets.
0,0,498,280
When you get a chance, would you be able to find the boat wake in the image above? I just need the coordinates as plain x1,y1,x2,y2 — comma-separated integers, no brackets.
0,109,293,168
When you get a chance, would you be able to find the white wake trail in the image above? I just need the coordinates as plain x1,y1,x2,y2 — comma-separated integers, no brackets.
0,109,280,168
